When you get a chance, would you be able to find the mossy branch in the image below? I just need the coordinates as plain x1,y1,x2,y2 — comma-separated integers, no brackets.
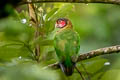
20,0,120,5
43,45,120,69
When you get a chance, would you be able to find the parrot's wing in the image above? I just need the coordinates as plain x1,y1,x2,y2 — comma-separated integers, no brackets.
54,28,80,62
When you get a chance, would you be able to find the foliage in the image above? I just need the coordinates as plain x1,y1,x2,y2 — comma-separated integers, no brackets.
0,3,120,80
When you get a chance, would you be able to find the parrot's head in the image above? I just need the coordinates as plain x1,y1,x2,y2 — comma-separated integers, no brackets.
55,18,72,28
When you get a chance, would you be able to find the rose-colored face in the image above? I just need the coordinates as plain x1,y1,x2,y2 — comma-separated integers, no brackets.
55,19,67,28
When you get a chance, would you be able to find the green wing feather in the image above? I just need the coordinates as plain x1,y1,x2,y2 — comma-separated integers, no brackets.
54,28,80,66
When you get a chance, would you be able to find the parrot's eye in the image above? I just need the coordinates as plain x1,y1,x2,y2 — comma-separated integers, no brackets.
58,20,66,27
56,20,67,28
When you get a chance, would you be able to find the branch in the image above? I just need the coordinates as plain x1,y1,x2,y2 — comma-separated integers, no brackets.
28,3,41,62
77,45,120,61
75,66,86,80
44,45,120,69
20,0,120,5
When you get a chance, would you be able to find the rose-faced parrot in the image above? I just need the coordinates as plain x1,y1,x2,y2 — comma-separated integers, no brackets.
54,18,80,76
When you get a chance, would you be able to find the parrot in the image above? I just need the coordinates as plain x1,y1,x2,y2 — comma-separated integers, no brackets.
54,18,80,76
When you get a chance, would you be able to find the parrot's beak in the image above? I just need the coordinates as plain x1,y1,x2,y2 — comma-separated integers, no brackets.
55,23,59,28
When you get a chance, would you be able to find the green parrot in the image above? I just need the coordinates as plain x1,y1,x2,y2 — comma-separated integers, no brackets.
54,18,80,76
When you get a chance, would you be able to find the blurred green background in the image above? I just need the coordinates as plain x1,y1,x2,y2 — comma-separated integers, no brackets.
0,3,120,80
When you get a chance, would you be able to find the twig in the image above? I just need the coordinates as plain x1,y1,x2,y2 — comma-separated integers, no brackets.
44,45,120,69
75,66,86,80
42,62,59,69
19,0,120,5
80,62,91,80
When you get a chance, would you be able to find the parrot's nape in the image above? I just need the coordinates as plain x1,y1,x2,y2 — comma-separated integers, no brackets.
54,18,80,76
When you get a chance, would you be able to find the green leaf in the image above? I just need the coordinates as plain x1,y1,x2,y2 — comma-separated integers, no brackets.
31,36,54,49
49,3,74,21
101,69,120,80
0,18,34,43
45,8,59,21
0,42,32,62
1,64,59,80
91,72,103,80
13,10,30,22
40,39,54,46
43,20,55,34
77,57,108,74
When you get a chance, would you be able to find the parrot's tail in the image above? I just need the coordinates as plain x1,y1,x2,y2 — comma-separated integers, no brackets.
59,62,75,76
